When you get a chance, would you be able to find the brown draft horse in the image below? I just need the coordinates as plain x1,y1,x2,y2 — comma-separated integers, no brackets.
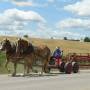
0,39,33,76
16,38,34,75
0,39,20,76
17,38,51,74
0,38,35,76
34,45,51,74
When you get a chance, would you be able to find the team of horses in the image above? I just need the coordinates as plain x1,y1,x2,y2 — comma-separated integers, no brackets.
0,38,51,76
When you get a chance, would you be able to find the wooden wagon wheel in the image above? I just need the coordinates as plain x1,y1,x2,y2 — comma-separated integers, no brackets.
72,62,79,73
64,62,72,74
59,61,65,72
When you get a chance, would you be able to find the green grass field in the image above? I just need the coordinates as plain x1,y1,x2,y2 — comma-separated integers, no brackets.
0,52,25,74
0,36,90,74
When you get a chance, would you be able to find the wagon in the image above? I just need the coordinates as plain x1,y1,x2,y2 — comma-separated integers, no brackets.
46,55,79,74
68,53,90,68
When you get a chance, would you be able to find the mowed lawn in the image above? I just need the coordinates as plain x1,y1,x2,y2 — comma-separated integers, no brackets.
0,36,90,74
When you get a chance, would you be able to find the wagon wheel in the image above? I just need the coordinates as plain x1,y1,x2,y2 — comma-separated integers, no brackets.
59,62,65,72
72,62,79,73
64,62,72,74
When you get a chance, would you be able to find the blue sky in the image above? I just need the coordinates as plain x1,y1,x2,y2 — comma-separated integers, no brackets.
0,0,90,39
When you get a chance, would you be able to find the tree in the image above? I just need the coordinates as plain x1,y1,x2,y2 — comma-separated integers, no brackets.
84,37,90,42
51,37,54,39
23,35,29,38
64,37,67,40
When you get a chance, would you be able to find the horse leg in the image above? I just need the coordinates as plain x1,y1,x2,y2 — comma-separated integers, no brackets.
27,65,30,75
12,63,17,77
5,60,10,73
27,57,33,75
23,62,32,76
26,63,33,75
23,63,27,76
41,61,46,75
40,65,44,75
44,55,51,73
44,62,48,73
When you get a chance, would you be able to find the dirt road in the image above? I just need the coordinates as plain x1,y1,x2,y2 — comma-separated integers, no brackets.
0,70,90,90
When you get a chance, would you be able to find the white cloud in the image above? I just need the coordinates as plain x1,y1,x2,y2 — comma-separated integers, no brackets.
12,1,33,6
11,0,47,7
4,8,45,22
0,8,46,36
0,0,56,8
56,18,90,29
11,0,56,7
64,0,90,16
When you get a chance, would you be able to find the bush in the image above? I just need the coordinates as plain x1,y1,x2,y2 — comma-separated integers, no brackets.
23,35,29,38
84,37,90,42
64,37,67,40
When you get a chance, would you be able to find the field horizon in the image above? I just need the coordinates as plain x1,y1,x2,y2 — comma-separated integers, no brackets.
0,36,90,55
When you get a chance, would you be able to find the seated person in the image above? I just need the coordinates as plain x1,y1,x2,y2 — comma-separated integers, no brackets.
53,47,63,65
53,47,62,58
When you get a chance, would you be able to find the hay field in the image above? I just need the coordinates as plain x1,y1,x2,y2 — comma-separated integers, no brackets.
0,36,90,55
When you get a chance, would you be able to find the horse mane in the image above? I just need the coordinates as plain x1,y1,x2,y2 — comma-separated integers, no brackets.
10,42,16,53
7,41,16,53
17,38,34,55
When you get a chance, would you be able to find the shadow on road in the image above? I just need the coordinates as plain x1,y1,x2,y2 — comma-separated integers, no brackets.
8,72,65,77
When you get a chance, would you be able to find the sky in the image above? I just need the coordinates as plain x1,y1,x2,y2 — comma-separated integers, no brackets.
0,0,90,39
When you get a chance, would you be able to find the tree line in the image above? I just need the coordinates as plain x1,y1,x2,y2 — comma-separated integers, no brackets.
23,34,90,42
64,37,90,42
84,37,90,42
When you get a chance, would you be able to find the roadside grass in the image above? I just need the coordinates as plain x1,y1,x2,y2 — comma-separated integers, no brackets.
0,52,7,74
0,52,24,74
0,52,6,66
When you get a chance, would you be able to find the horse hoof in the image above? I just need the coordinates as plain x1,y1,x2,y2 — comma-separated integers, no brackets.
12,73,16,77
22,74,26,77
33,70,38,73
39,72,43,76
39,74,42,76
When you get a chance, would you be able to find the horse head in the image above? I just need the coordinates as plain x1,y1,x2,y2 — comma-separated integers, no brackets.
0,39,16,54
0,38,11,51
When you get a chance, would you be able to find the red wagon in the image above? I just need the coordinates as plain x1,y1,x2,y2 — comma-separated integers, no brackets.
68,53,90,68
47,55,79,74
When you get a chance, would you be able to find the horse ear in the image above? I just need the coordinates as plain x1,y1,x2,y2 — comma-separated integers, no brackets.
18,38,21,41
